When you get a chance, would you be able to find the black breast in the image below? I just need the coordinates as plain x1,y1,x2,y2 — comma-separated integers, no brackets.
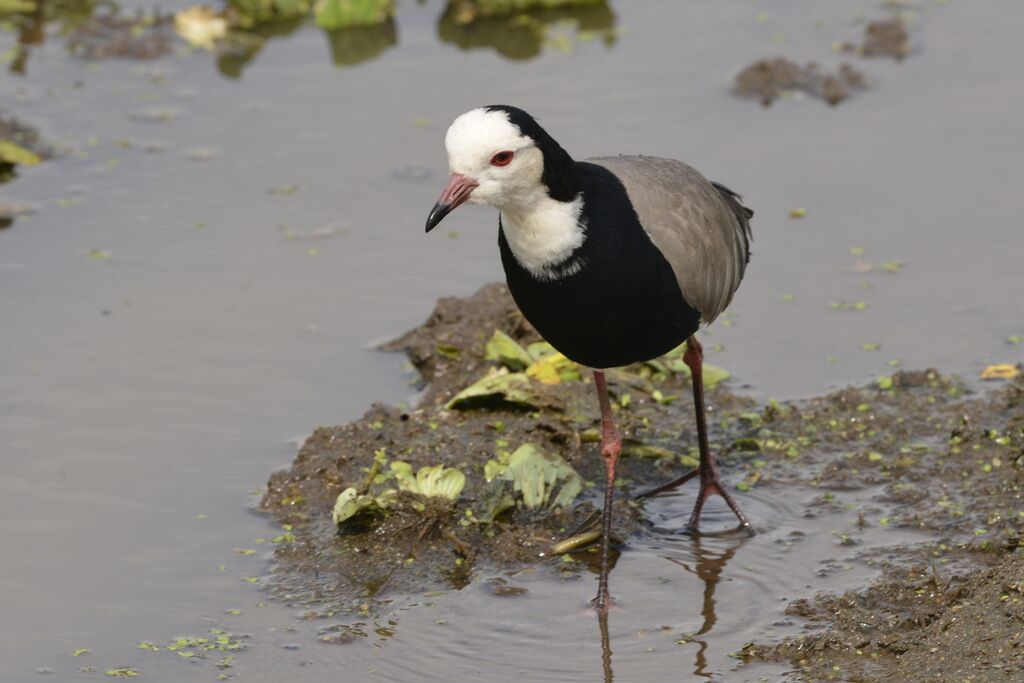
499,162,701,369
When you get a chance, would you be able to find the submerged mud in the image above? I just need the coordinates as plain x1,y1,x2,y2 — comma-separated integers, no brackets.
260,285,1024,678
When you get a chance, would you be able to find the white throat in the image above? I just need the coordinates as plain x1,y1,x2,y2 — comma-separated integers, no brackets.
501,193,586,281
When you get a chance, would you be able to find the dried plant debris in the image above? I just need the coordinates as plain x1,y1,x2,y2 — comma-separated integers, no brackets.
734,58,867,106
842,20,911,61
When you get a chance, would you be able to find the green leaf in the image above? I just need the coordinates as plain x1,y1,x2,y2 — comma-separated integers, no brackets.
446,369,538,410
622,442,676,459
0,140,42,166
413,464,466,500
525,350,579,385
331,487,381,524
501,444,582,508
484,329,533,370
483,459,508,482
390,462,465,500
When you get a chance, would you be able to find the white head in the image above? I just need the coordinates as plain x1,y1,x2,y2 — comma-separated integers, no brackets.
425,105,578,233
443,108,545,210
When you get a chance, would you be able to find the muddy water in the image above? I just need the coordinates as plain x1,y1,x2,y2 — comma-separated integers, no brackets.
2,0,1022,681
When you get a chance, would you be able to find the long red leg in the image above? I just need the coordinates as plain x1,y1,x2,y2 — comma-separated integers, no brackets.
593,369,621,611
683,337,750,530
633,337,750,531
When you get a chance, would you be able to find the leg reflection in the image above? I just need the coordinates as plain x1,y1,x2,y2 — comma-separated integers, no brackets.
597,607,614,683
666,533,744,679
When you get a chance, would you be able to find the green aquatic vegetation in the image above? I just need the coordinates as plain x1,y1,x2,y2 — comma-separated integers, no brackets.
655,343,731,388
0,140,41,166
448,0,602,21
446,368,539,410
314,0,393,29
331,486,390,524
0,0,35,15
105,669,140,679
435,343,462,360
525,349,579,384
485,329,534,370
621,441,676,459
333,461,464,525
391,462,466,500
492,443,582,509
229,0,312,24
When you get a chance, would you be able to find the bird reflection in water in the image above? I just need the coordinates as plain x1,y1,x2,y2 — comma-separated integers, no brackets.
595,531,747,681
598,607,614,683
669,532,746,679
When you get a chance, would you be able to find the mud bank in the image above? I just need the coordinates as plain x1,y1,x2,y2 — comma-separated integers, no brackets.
259,285,1023,678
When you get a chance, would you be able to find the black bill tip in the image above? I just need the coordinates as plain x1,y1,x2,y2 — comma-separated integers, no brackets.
425,202,452,233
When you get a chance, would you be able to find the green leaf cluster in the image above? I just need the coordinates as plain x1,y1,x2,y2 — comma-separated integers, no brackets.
332,457,465,526
488,443,582,509
314,0,393,29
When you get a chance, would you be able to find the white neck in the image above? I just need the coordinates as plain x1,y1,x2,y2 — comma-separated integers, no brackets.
501,193,586,281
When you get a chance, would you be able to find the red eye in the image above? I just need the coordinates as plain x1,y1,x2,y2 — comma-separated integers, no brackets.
490,151,514,167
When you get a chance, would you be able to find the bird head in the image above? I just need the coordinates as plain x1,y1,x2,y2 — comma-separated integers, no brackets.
425,106,576,232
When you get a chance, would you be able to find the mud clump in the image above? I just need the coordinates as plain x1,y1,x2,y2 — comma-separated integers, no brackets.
743,553,1024,682
260,284,1024,680
734,58,867,106
843,19,911,61
260,283,751,606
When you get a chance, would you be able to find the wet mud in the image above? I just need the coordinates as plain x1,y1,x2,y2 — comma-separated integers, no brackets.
734,58,867,107
734,15,910,107
261,285,1024,679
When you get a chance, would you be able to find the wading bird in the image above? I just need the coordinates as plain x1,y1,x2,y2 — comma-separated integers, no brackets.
425,106,753,610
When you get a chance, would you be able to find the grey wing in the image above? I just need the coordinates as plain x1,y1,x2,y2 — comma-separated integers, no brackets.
588,155,753,324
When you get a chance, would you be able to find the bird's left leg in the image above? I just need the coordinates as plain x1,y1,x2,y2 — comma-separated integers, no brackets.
593,369,621,611
682,336,750,531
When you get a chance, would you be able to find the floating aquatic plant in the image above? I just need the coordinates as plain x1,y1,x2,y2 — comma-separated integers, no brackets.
487,444,582,509
332,460,465,526
390,462,466,501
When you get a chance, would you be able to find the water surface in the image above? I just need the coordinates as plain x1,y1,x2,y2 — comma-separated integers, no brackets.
2,0,1022,680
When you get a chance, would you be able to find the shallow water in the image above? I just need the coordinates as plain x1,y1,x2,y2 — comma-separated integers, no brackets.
2,0,1023,680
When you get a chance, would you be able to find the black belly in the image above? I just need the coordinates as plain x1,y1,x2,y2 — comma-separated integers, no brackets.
498,162,703,368
504,267,701,368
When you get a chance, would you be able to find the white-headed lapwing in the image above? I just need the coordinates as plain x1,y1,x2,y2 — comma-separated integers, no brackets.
426,105,754,610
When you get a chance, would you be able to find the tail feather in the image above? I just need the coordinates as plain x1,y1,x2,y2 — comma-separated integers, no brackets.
710,181,753,265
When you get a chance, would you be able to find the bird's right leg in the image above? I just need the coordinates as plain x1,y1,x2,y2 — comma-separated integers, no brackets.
633,337,750,531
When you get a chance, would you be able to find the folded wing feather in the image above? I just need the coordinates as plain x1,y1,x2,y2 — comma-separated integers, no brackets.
588,155,753,324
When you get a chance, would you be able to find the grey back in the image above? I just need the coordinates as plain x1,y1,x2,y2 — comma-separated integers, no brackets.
588,155,752,324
